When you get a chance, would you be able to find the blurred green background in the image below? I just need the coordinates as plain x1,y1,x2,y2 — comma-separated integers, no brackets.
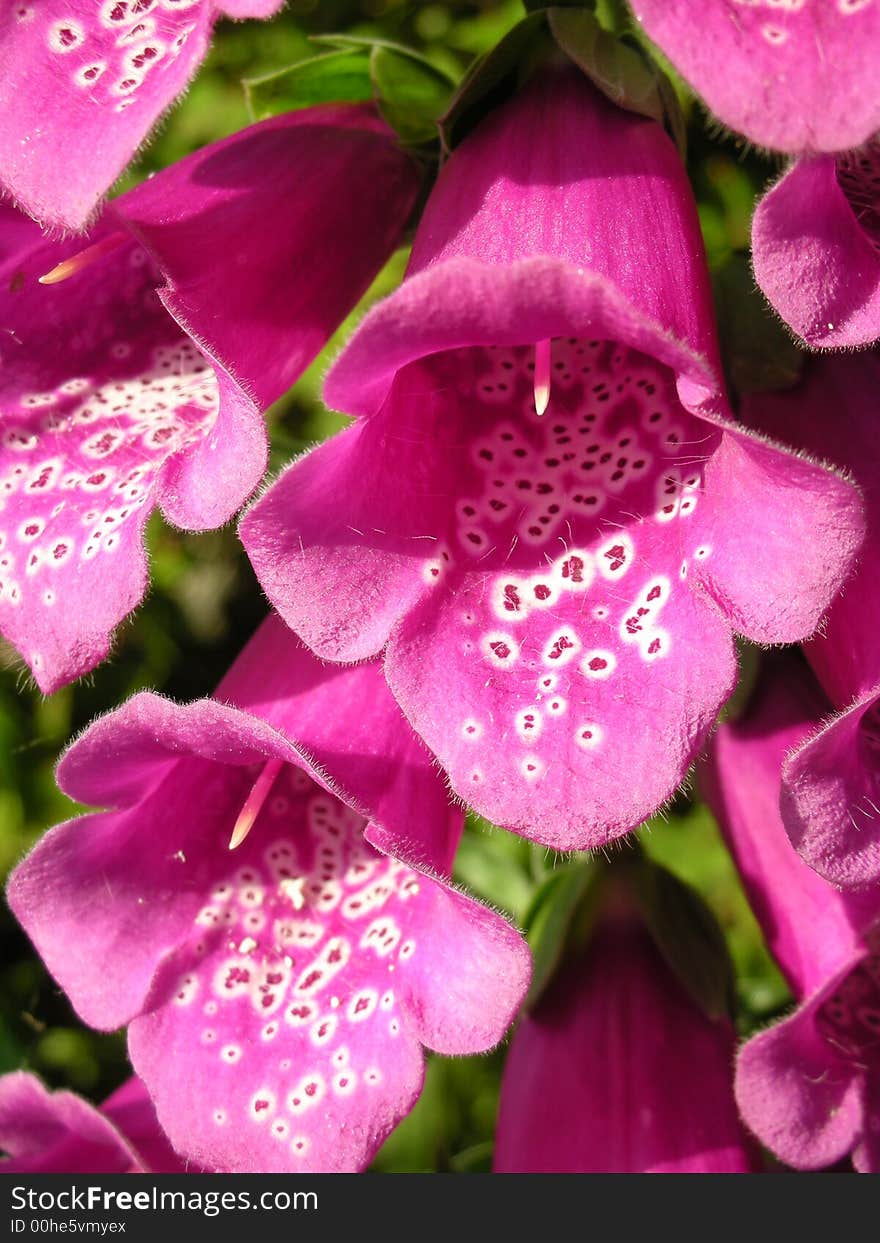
1,0,796,1172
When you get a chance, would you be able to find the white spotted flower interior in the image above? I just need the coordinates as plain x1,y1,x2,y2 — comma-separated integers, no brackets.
240,70,865,850
0,107,420,693
6,617,530,1173
0,0,283,231
631,0,880,154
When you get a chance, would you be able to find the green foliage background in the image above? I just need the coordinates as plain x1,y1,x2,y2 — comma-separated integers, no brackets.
1,0,797,1172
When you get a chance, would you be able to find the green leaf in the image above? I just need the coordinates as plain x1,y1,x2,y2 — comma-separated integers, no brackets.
370,44,455,146
548,6,684,150
243,49,373,122
439,9,550,153
310,33,456,86
524,858,599,1010
713,253,806,396
633,858,736,1021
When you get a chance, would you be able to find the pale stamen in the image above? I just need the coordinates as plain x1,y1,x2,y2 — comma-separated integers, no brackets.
38,232,127,286
533,338,552,416
228,758,284,851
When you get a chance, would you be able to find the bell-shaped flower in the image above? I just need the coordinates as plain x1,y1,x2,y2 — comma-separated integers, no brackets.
494,901,753,1173
0,1073,187,1173
704,655,880,1172
630,0,880,155
240,68,864,851
752,143,880,349
0,106,419,694
6,615,530,1173
743,354,880,888
0,0,284,232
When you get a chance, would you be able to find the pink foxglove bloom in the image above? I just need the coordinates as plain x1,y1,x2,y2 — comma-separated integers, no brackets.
752,143,880,348
704,657,880,1172
629,4,880,347
0,106,419,694
494,911,753,1173
631,0,880,155
0,1073,187,1173
7,616,530,1173
241,69,864,850
0,0,284,232
744,354,880,888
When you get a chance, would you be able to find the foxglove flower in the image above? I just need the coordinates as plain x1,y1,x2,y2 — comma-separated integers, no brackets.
630,0,880,155
744,354,880,888
629,3,880,347
7,616,530,1173
241,68,864,850
0,0,284,232
704,656,880,1172
494,909,753,1173
0,1073,187,1173
751,142,880,348
0,106,419,694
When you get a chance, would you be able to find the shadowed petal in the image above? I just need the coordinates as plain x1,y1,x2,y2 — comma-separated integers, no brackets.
0,1072,181,1173
703,654,876,997
736,989,864,1171
752,154,880,349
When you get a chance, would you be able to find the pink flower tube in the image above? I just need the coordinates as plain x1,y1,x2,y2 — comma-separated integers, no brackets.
7,615,530,1173
494,913,754,1173
744,355,880,888
704,655,880,1171
241,68,864,851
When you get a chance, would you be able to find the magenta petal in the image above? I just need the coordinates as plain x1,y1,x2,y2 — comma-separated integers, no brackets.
735,990,863,1171
495,919,753,1173
782,684,880,890
100,1077,192,1173
0,1073,144,1173
250,336,859,848
0,209,264,692
214,617,460,876
853,1077,880,1173
246,67,862,849
239,423,431,665
323,257,719,425
386,533,735,850
0,0,282,232
632,0,880,153
703,655,878,997
8,693,309,1030
126,799,528,1171
406,68,722,371
120,106,420,410
752,156,880,349
7,624,529,1171
743,353,880,708
0,103,415,693
694,425,865,645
